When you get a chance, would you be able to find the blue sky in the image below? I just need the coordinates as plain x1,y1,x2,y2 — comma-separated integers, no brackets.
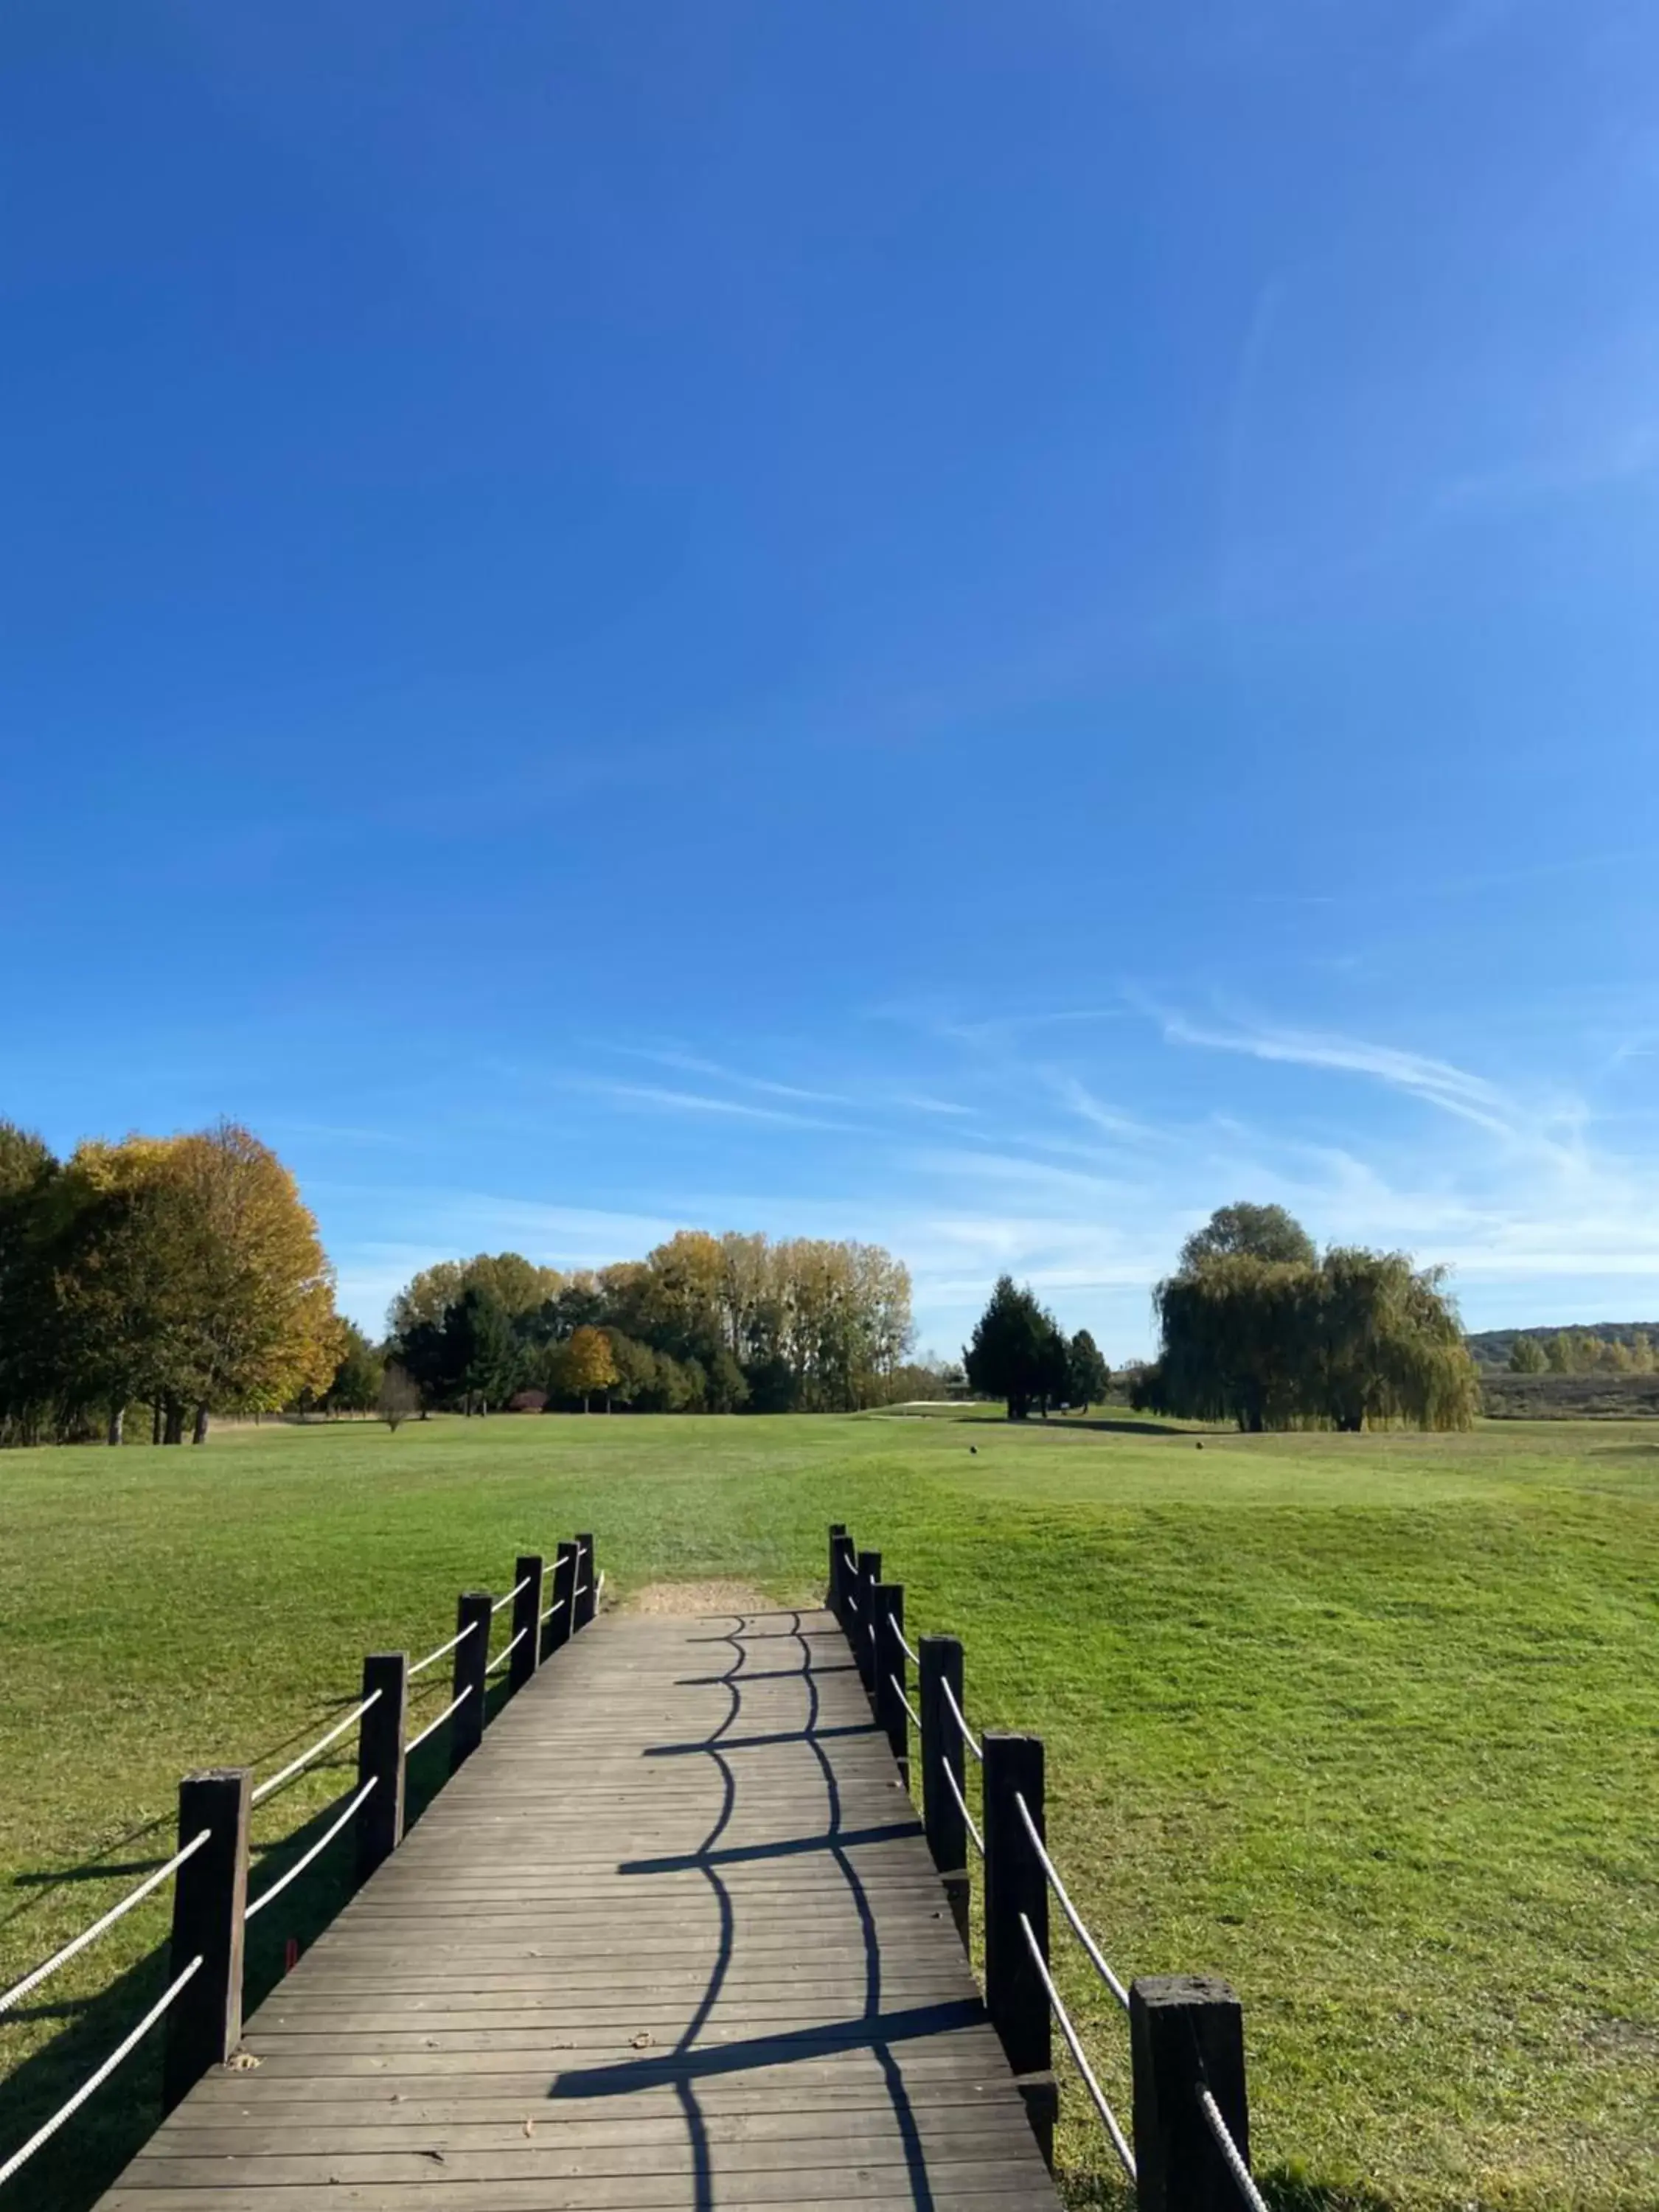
5,0,1659,1358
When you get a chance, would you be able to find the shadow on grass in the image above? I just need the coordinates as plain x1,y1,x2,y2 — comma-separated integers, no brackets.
0,1770,372,2212
1,1691,373,1941
1057,2160,1397,2212
1046,1415,1200,1438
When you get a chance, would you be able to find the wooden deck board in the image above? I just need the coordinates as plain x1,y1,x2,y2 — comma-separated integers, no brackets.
95,1607,1059,2210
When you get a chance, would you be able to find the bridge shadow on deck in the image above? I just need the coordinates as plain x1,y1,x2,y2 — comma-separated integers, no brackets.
547,1610,953,2212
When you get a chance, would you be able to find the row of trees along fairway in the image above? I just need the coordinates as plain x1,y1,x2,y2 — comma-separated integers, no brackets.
0,1120,341,1446
962,1277,1110,1419
386,1231,917,1414
1133,1201,1479,1431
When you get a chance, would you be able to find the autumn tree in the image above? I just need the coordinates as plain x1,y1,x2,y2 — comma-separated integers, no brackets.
558,1325,619,1411
1508,1333,1548,1374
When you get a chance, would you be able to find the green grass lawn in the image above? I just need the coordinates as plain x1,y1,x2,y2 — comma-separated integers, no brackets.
1,1412,1654,2211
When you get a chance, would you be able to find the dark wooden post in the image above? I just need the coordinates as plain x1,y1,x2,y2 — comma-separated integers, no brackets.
510,1554,543,1691
574,1533,597,1630
873,1583,909,1785
827,1523,847,1621
355,1653,408,1884
854,1548,880,1696
919,1634,970,1944
163,1768,251,2110
984,1731,1057,2166
832,1531,858,1635
450,1592,492,1772
542,1540,577,1658
1129,1975,1251,2212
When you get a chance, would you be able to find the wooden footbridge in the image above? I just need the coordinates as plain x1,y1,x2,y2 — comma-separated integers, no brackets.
4,1531,1265,2212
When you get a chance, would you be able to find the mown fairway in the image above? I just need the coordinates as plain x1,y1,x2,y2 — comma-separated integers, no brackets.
1,1412,1654,2211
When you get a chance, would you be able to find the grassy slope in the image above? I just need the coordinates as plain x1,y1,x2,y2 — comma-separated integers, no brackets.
0,1413,1654,2211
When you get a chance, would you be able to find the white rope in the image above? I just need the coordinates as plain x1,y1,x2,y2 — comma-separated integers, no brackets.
0,1832,210,2016
408,1616,481,1677
405,1686,472,1753
1019,1913,1137,2183
490,1575,532,1615
245,1781,375,1921
573,1582,589,1599
251,1691,383,1806
485,1626,529,1676
939,1677,983,1759
1200,2088,1270,2212
539,1596,566,1624
1013,1792,1130,2011
942,1760,984,1857
0,1954,203,2188
844,1586,860,1615
886,1613,919,1665
888,1674,922,1731
596,1571,606,1601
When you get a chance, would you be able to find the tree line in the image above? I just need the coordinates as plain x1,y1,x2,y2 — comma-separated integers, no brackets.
1503,1328,1658,1376
0,1120,340,1447
380,1231,919,1416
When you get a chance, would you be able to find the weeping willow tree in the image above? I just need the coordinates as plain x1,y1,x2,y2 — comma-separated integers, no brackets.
1147,1239,1478,1433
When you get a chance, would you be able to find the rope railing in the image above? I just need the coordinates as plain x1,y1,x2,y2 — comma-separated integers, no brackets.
408,1615,483,1678
0,1955,204,2190
888,1613,918,1666
1202,2088,1271,2212
485,1625,529,1676
539,1595,566,1624
245,1779,377,1921
888,1672,922,1733
939,1674,983,1759
251,1690,383,1806
1020,1913,1137,2183
490,1574,532,1615
1013,1790,1130,2011
942,1758,984,1856
405,1685,473,1755
0,1830,210,2016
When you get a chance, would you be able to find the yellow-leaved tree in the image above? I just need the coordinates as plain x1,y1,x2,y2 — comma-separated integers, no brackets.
559,1325,619,1413
67,1124,341,1442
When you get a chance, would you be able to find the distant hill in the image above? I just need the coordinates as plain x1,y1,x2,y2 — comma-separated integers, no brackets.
1465,1322,1659,1368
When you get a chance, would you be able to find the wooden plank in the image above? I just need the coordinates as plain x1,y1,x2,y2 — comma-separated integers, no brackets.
100,2160,1048,2208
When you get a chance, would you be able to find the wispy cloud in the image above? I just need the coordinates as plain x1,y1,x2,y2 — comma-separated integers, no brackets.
1413,0,1523,67
889,1092,975,1118
1156,1007,1530,1140
1438,420,1659,515
608,1047,853,1107
568,1079,863,1134
1051,1075,1168,1147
